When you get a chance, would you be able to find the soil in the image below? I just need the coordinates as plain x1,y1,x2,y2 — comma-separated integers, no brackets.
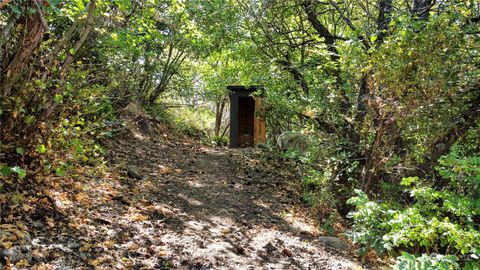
1,119,364,269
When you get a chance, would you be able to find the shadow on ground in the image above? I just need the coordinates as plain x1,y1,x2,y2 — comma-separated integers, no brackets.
99,133,360,270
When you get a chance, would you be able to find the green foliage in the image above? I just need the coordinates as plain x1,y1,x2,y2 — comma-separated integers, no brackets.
15,147,25,155
36,144,47,154
1,1,479,267
348,155,480,268
148,104,209,138
395,252,460,270
301,169,337,208
0,164,27,180
10,167,27,180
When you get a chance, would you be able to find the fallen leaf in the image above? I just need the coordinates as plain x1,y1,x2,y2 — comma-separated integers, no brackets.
46,217,55,228
15,259,30,267
22,204,31,211
5,257,11,270
79,243,92,252
103,240,115,248
131,213,148,221
1,241,13,249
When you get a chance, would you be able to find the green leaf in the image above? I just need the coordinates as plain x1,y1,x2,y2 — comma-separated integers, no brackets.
54,94,63,104
11,166,27,179
37,144,47,154
25,115,35,125
75,0,85,11
1,165,12,177
55,167,66,177
401,177,418,186
16,147,25,155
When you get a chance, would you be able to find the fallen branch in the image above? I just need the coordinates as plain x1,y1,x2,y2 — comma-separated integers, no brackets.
0,0,12,9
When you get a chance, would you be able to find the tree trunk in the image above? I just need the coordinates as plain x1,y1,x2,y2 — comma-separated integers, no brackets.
415,91,480,177
214,97,227,138
412,0,433,20
2,6,45,97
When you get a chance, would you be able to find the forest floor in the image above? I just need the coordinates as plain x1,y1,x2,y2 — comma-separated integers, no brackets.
1,112,364,270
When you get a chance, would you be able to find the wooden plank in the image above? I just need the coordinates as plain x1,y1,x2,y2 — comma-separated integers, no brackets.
254,97,266,144
229,92,239,147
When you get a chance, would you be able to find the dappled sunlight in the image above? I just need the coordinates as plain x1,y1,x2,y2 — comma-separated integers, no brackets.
30,131,354,269
177,193,204,206
7,128,361,269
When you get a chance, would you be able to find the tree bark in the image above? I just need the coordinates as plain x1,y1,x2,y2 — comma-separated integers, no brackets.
377,0,393,45
412,0,433,20
214,97,227,138
415,91,480,177
2,6,45,97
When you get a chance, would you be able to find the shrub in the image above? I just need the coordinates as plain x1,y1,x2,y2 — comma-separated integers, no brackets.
348,155,480,269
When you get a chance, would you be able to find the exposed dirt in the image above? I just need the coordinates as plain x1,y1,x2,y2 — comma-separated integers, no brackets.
1,117,364,269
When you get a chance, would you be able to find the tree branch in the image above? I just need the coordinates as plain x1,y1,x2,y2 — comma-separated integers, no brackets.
0,0,12,9
416,90,480,177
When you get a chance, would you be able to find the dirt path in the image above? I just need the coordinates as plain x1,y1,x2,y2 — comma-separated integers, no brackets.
103,132,361,270
16,130,362,269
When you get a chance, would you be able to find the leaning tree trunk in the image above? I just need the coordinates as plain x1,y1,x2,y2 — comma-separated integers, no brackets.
2,2,45,97
0,1,46,150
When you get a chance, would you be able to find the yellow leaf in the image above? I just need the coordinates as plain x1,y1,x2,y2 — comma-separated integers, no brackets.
22,204,31,211
89,255,110,266
79,243,92,252
103,240,115,248
15,259,29,267
127,243,138,252
2,241,13,249
131,213,148,221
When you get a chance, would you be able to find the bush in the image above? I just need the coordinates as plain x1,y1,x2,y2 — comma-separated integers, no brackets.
347,155,480,269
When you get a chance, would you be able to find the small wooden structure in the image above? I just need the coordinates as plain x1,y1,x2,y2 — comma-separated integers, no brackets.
227,86,266,148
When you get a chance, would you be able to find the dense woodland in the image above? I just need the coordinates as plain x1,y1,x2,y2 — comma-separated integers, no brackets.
1,0,479,269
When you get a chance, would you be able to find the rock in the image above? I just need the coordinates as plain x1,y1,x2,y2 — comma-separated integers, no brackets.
282,248,293,257
234,245,246,255
67,239,80,250
276,131,312,153
56,267,75,270
318,236,349,251
127,165,144,179
270,218,280,224
0,246,32,264
264,242,276,254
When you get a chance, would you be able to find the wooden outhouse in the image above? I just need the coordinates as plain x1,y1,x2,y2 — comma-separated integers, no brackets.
227,86,266,148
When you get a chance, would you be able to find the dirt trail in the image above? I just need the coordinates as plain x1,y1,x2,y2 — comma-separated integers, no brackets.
102,132,361,270
16,128,362,269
